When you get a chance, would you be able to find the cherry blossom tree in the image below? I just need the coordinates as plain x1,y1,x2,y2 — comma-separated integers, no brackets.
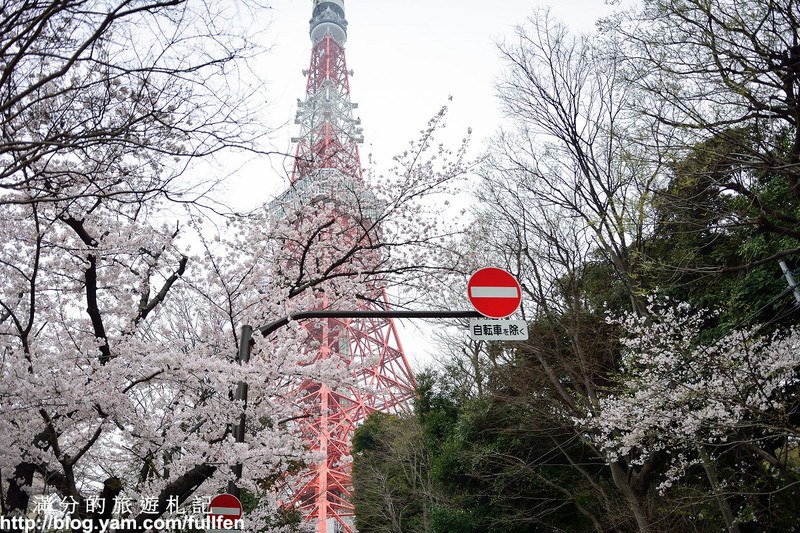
1,1,275,528
0,103,469,533
0,1,473,531
579,300,800,531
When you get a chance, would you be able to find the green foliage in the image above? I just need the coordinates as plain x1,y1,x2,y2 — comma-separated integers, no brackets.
426,396,600,532
352,412,431,532
646,131,800,337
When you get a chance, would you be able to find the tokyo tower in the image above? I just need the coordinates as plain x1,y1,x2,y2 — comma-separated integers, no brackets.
276,1,416,531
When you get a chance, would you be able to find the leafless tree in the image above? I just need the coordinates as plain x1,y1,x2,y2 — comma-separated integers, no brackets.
494,10,663,317
0,0,273,210
461,10,668,530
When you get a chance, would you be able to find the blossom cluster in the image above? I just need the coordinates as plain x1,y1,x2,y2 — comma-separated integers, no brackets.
577,299,799,490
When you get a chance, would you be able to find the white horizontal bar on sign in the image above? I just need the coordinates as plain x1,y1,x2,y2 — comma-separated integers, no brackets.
210,507,241,515
470,286,518,298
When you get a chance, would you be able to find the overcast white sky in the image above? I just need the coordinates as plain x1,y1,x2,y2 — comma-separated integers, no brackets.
229,0,621,204
228,0,622,368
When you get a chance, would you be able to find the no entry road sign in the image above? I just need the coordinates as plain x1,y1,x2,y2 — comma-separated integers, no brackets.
467,267,522,318
208,493,242,530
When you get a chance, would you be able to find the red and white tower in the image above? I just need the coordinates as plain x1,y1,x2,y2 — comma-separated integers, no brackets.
280,2,416,531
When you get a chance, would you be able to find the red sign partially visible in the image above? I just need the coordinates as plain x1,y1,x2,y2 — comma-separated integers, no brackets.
208,493,242,528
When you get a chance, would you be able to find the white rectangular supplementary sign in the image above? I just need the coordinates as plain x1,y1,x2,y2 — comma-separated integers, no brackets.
469,286,519,298
468,319,528,341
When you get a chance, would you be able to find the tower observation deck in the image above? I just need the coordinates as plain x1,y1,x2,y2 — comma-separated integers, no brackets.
276,2,417,532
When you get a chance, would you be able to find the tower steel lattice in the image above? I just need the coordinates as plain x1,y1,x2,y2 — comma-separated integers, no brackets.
279,2,417,531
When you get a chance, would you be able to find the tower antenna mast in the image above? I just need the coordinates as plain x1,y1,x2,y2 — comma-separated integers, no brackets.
280,2,417,531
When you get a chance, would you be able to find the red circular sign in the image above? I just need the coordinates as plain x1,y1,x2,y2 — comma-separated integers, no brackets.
209,493,243,526
467,267,521,318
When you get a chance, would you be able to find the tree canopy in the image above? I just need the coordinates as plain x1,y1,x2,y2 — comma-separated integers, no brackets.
352,2,800,531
